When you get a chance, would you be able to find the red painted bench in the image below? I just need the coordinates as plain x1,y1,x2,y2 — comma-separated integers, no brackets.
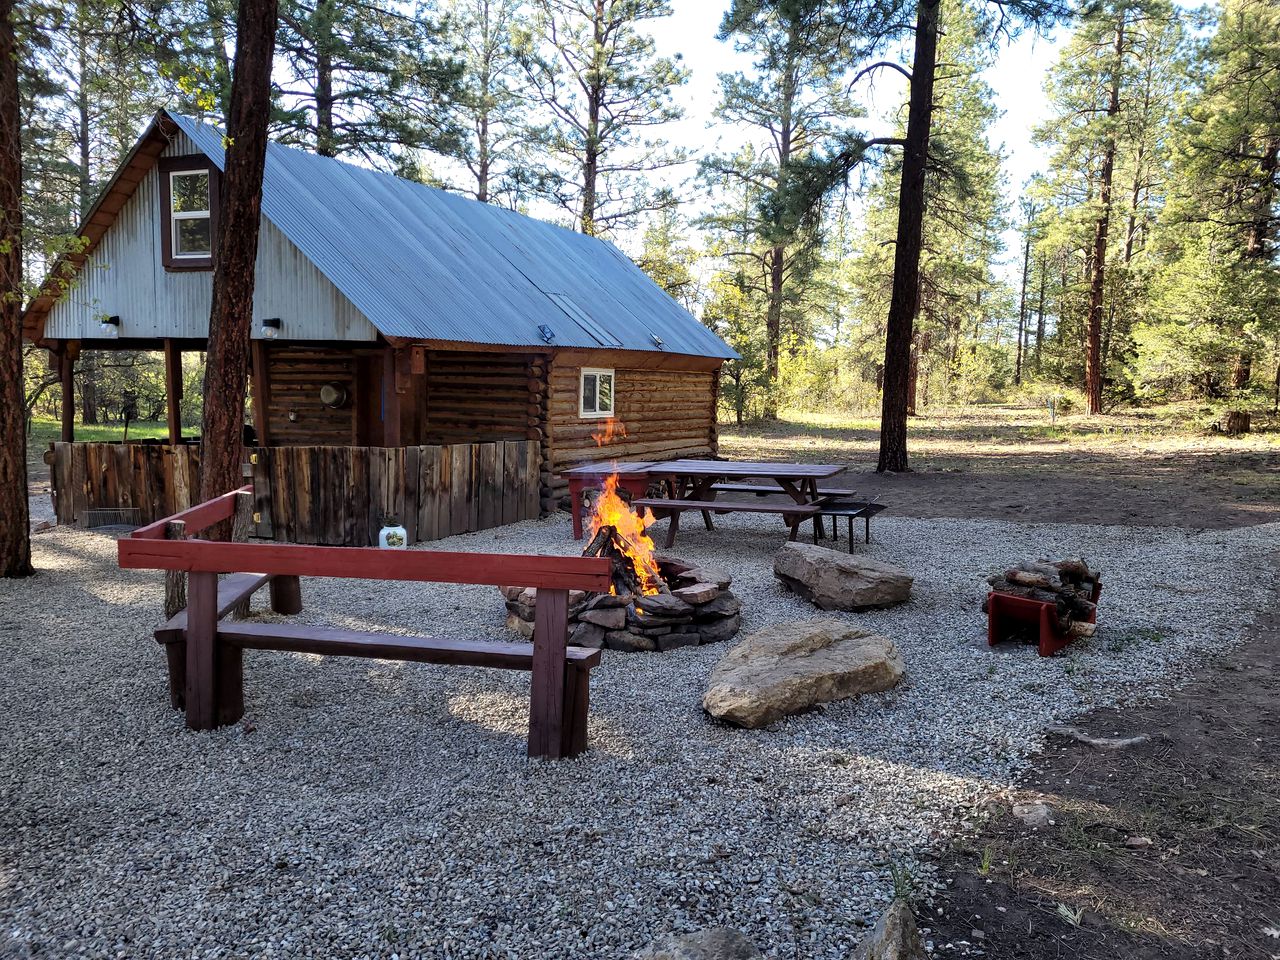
122,487,612,759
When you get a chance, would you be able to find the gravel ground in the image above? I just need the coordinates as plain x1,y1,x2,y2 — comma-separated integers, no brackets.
1,513,1274,960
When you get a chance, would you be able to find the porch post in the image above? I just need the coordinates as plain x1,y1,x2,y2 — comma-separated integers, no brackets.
250,339,271,446
163,338,182,444
58,344,74,442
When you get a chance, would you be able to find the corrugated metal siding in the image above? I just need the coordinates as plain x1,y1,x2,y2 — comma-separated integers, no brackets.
44,131,378,343
171,114,737,359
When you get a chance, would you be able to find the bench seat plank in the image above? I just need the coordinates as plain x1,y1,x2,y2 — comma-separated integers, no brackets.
155,572,272,645
216,622,603,671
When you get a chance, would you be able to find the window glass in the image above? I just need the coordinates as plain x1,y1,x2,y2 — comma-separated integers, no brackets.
597,373,613,412
582,373,598,411
171,172,210,213
175,217,212,256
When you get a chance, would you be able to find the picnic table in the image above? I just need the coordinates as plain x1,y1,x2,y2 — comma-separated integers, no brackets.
565,458,849,548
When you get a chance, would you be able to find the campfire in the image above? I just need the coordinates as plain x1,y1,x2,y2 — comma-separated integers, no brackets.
502,470,741,652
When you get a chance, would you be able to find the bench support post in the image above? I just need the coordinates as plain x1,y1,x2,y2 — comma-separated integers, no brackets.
185,571,219,730
269,575,303,615
529,587,569,759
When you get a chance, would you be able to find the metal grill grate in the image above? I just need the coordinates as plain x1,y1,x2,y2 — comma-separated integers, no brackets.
83,507,142,529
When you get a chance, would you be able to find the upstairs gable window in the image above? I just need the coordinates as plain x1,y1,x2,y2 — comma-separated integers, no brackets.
159,156,220,270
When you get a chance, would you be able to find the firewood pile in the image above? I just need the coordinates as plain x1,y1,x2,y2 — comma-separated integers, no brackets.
984,558,1101,639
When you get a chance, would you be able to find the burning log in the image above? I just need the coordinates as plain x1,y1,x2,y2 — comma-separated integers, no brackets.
983,558,1101,636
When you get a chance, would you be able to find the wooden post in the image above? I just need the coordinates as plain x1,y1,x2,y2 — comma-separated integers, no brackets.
163,339,183,445
163,520,187,619
230,490,253,618
250,339,271,446
59,346,74,442
529,587,568,759
383,346,402,447
185,570,219,730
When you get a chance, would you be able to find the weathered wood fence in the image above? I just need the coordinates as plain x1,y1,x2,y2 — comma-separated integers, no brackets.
47,440,540,545
250,441,539,545
47,441,201,527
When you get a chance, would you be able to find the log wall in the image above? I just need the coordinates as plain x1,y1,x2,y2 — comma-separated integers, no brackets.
263,347,359,445
545,354,720,506
47,441,201,526
421,350,546,445
250,441,539,545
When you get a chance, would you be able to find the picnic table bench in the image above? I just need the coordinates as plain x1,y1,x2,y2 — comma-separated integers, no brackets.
122,486,611,759
632,496,823,548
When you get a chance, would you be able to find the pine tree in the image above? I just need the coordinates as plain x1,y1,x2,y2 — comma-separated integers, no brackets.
519,0,688,236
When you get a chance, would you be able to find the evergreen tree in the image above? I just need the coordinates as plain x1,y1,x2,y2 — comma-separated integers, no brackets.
519,0,688,236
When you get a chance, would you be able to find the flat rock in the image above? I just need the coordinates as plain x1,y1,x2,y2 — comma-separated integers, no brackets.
636,928,762,960
569,622,606,649
605,630,657,653
657,632,700,652
851,900,927,960
673,583,719,605
636,593,694,618
678,566,732,590
703,618,905,728
579,607,626,630
694,593,742,620
697,614,741,645
774,542,912,611
1012,801,1054,829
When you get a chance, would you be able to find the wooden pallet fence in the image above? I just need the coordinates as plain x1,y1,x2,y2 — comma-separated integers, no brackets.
47,441,202,527
250,441,539,545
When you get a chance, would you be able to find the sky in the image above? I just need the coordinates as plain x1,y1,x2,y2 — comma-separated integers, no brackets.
642,1,1071,281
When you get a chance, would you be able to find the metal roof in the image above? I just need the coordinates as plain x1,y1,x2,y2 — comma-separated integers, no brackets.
169,113,737,360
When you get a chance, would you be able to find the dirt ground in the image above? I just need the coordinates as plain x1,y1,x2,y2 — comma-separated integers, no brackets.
720,406,1279,529
926,601,1280,960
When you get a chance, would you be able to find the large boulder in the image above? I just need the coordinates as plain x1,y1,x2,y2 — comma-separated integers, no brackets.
703,619,905,728
635,929,762,960
852,900,927,960
774,542,913,611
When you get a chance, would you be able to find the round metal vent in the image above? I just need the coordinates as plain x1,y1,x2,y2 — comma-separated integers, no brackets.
319,382,349,409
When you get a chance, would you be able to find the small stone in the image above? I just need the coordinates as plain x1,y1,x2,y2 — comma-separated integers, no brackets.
1012,802,1053,829
504,599,536,621
505,613,534,640
499,585,524,601
637,928,762,960
579,607,625,630
586,592,632,609
678,566,732,590
673,583,719,605
852,900,928,959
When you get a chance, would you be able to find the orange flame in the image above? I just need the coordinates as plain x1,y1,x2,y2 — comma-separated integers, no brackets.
589,474,663,596
592,418,627,447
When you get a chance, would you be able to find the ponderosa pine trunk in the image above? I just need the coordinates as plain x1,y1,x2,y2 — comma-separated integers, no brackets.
579,0,605,235
1085,16,1125,416
878,0,939,472
314,0,336,156
1015,229,1031,385
0,0,32,577
199,0,279,530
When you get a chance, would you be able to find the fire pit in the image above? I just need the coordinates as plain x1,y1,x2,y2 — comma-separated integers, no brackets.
502,476,742,652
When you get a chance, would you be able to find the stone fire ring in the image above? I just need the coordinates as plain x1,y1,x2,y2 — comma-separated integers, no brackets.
500,558,742,652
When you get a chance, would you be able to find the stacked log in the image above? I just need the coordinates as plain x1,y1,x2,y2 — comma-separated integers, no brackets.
500,554,741,653
984,558,1101,638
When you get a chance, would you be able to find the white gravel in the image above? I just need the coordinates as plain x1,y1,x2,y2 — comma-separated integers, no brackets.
1,513,1274,959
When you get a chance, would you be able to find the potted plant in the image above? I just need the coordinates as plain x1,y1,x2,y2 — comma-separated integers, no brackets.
378,515,408,549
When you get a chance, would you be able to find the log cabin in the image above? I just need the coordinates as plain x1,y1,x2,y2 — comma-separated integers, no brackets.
23,110,737,544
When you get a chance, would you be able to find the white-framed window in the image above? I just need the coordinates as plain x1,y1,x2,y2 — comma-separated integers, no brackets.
579,367,615,418
169,169,212,258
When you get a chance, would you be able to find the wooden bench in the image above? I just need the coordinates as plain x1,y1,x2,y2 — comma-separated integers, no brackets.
633,496,821,548
122,486,611,759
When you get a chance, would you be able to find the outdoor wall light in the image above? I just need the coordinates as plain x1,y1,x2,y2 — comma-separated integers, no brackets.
650,332,665,349
99,315,121,338
538,323,555,343
260,317,283,340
